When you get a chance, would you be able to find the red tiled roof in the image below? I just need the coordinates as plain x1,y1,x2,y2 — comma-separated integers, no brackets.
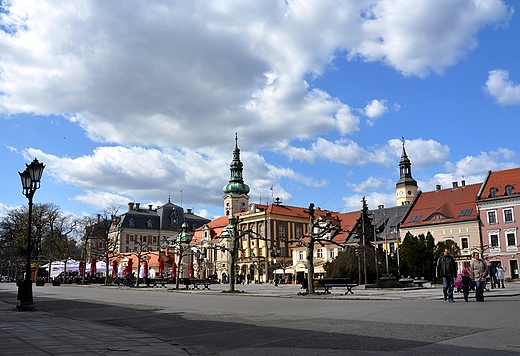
401,183,481,228
338,211,361,232
265,204,312,218
478,167,520,200
192,215,231,243
192,211,250,243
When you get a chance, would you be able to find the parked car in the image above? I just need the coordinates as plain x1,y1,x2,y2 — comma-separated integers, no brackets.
1,276,15,282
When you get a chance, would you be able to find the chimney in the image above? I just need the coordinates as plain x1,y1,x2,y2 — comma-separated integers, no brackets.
148,204,153,210
135,202,140,210
452,182,458,189
187,208,192,214
97,214,101,223
378,205,384,209
128,202,134,211
436,184,441,191
461,180,466,187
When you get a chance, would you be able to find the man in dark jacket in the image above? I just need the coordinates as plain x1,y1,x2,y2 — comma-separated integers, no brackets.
436,248,457,302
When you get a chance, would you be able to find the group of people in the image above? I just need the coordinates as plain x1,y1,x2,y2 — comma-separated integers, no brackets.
436,248,507,303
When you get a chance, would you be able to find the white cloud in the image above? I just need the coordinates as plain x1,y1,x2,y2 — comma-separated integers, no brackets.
26,146,229,208
363,99,388,125
0,0,511,151
342,192,396,212
414,149,517,192
485,69,520,106
24,144,326,213
0,1,513,214
0,202,20,217
347,176,393,193
275,137,449,169
388,138,450,167
351,0,513,77
72,191,131,211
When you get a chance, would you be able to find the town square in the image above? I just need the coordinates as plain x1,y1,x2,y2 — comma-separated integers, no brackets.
2,1,520,355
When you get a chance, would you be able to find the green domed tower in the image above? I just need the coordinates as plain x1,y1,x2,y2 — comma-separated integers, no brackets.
223,134,250,216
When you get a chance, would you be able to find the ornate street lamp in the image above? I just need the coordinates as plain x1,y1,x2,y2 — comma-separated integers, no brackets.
17,158,45,311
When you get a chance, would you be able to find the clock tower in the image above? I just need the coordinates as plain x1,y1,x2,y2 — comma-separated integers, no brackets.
223,133,250,216
396,140,418,206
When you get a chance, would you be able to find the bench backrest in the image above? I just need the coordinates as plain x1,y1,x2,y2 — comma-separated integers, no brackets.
319,278,351,285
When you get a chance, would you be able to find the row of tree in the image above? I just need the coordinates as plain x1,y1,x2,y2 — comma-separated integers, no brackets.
324,231,462,283
0,203,123,282
0,203,83,278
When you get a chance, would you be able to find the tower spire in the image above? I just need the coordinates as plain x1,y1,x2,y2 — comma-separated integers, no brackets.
223,134,250,215
396,139,418,205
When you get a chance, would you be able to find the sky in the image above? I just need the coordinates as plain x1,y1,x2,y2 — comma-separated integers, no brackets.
1,0,520,221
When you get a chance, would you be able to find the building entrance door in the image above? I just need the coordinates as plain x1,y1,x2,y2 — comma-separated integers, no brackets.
510,260,519,279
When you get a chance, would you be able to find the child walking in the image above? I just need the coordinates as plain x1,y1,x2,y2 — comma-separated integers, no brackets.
461,268,472,302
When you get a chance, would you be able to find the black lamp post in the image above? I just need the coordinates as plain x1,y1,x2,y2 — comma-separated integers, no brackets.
17,158,45,311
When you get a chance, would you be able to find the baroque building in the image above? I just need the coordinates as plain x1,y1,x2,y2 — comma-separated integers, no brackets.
400,181,481,269
476,168,520,279
109,200,210,254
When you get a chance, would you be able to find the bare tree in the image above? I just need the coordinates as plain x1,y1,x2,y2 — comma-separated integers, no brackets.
162,222,194,289
84,207,121,285
132,236,153,287
284,203,344,294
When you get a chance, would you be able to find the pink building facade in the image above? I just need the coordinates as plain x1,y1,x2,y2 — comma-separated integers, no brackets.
476,168,520,280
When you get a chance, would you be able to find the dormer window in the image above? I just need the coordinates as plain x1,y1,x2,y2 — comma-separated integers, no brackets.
490,187,498,198
505,185,514,196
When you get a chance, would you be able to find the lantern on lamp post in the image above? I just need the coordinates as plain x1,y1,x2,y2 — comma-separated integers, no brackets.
17,158,45,311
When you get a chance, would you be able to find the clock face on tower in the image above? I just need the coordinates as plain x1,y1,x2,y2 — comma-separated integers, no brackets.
399,190,404,196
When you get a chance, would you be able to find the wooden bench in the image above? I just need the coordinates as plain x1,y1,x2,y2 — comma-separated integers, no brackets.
185,278,212,290
316,278,357,294
150,278,168,288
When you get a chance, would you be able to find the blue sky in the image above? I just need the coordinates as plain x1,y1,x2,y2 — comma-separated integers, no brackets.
1,1,520,220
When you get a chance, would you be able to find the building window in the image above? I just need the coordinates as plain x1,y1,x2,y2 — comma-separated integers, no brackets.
490,234,499,248
278,225,285,238
298,251,304,261
130,235,134,242
459,209,473,216
490,187,498,198
317,248,323,258
488,211,497,224
507,232,516,246
460,237,469,249
506,185,514,196
259,224,264,238
152,236,157,243
503,208,514,223
329,249,335,259
410,215,421,222
389,242,395,254
296,225,301,239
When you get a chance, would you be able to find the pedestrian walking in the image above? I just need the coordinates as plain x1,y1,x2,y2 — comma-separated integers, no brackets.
469,252,487,302
487,260,497,289
461,268,472,302
496,263,507,288
436,248,457,302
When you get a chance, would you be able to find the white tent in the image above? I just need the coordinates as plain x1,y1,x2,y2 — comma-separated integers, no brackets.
86,261,108,275
43,260,80,278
